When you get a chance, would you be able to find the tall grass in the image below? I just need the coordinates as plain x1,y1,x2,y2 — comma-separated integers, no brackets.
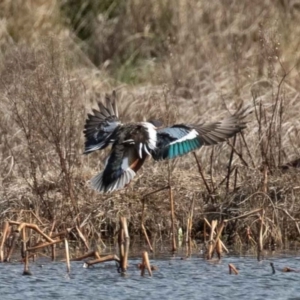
0,0,300,252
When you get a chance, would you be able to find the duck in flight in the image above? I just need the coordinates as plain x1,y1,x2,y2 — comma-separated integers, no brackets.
84,92,251,193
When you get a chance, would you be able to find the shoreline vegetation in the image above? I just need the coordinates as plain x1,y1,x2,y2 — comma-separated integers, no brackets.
1,1,300,272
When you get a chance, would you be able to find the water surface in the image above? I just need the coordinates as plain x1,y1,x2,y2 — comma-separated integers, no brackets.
1,254,300,300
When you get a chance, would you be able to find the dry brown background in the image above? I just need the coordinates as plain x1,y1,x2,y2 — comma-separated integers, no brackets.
1,0,300,251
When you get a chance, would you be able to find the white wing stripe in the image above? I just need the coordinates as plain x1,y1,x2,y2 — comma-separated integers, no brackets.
169,129,198,145
141,122,157,150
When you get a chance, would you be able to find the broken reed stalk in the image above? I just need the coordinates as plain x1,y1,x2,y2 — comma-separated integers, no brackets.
118,217,129,274
141,224,153,252
118,226,124,272
15,222,54,243
65,238,70,273
270,262,276,274
188,217,193,256
27,239,63,252
185,218,190,257
140,251,152,277
21,227,26,259
246,227,257,246
186,196,195,257
206,220,218,260
28,211,32,251
141,186,169,252
121,217,130,273
0,221,9,262
85,254,120,267
22,228,31,275
204,218,229,253
51,244,56,261
203,220,207,244
228,264,239,275
257,210,265,261
5,232,18,262
167,160,176,253
71,250,99,261
214,221,226,259
95,251,101,259
75,226,90,251
169,186,176,253
141,199,153,252
216,239,222,260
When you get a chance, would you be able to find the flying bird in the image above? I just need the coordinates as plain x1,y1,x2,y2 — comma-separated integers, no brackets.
84,92,252,193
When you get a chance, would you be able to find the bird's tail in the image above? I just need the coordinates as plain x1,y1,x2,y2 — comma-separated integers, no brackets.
90,168,136,193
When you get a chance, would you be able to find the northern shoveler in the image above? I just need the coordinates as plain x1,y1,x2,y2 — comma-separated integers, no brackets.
84,92,252,193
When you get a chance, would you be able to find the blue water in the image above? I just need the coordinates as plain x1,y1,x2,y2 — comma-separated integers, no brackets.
1,254,300,300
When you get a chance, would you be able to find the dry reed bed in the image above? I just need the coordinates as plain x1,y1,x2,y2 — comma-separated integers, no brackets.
1,42,300,254
0,1,300,273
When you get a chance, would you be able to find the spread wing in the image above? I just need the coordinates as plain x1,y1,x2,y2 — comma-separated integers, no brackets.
90,144,146,193
152,104,251,161
84,91,121,154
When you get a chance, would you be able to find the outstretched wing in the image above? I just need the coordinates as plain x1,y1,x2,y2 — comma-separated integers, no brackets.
84,91,121,154
152,103,251,160
90,144,146,193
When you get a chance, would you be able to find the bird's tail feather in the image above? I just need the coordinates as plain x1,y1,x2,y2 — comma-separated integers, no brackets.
90,168,136,193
